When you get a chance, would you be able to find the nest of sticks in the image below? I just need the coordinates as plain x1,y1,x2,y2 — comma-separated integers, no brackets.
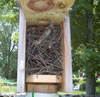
26,25,63,75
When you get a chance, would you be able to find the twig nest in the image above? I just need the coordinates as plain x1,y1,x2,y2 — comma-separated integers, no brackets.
26,25,63,75
28,0,54,12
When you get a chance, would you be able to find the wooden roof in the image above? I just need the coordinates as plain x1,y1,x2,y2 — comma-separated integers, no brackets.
19,0,75,25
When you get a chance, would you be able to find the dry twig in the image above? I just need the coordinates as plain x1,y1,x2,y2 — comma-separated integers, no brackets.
26,25,63,75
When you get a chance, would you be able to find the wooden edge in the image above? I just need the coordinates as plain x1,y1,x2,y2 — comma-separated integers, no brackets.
61,14,73,92
60,21,65,92
26,75,62,84
17,8,26,93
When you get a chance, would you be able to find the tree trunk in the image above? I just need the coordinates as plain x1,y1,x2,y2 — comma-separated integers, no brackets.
85,0,95,95
86,72,96,95
5,64,9,79
5,34,12,79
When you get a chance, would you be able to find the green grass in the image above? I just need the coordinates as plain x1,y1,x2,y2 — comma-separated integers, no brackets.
58,86,100,95
0,77,100,94
0,78,4,86
96,86,100,95
0,78,16,93
0,86,16,93
73,91,86,95
72,86,100,95
58,91,86,96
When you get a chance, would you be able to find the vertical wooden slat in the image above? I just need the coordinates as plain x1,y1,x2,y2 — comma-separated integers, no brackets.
17,7,26,92
62,13,73,93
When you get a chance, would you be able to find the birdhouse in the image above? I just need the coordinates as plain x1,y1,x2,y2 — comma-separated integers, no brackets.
17,0,75,93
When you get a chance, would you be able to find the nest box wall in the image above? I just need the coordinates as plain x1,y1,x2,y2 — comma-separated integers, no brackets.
17,0,75,93
19,0,75,25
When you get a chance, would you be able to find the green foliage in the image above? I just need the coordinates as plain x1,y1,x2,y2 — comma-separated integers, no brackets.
72,43,100,74
0,0,19,79
73,77,86,91
73,77,80,85
79,80,86,91
2,13,19,24
11,32,19,42
0,0,18,11
96,86,100,95
71,0,100,73
71,1,100,94
72,0,93,12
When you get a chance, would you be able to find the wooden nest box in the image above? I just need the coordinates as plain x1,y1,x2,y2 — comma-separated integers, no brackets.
17,0,75,93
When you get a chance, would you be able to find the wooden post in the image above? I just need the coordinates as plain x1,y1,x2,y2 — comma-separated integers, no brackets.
62,13,73,93
17,7,26,92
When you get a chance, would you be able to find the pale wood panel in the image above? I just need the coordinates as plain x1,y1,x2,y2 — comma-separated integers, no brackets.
61,14,73,93
27,84,58,93
26,75,62,84
19,0,75,25
17,8,26,93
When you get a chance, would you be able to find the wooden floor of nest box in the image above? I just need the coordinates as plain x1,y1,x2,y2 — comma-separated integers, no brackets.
19,0,75,25
26,75,62,84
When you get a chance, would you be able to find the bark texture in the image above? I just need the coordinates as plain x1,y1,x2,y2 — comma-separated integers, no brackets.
85,0,95,95
86,72,96,95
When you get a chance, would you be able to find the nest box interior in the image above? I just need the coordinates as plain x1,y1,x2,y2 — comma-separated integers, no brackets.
17,0,75,93
20,0,75,25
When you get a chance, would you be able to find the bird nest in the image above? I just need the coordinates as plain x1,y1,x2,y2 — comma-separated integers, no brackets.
26,25,63,75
